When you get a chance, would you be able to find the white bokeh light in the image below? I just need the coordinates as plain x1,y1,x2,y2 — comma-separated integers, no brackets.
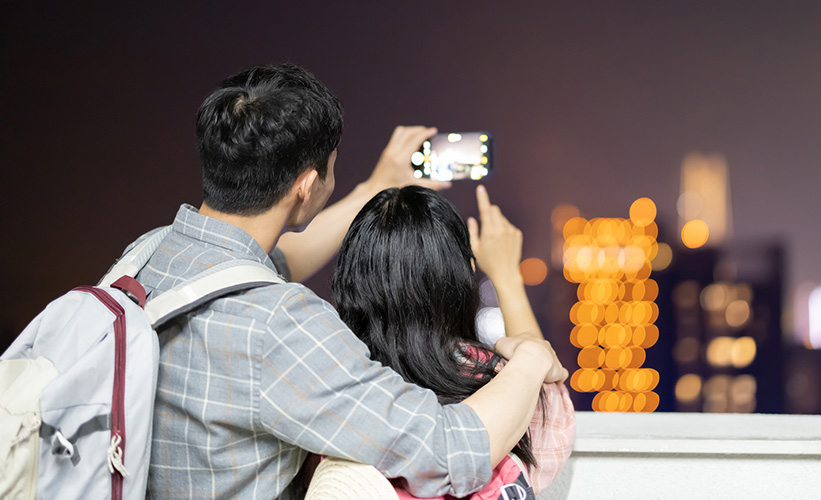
476,307,505,347
809,286,821,348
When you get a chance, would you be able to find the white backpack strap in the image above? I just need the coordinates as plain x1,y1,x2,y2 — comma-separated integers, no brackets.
99,227,173,286
508,452,531,484
145,260,284,328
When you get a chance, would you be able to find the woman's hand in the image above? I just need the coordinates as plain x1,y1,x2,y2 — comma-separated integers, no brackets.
467,185,523,286
495,336,568,384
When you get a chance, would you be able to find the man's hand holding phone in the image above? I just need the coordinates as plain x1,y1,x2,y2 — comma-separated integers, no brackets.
364,126,452,192
411,131,493,182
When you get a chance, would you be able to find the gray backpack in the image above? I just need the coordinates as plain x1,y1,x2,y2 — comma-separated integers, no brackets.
0,227,283,499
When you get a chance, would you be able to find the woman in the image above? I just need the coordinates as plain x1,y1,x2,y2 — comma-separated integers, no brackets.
321,185,574,498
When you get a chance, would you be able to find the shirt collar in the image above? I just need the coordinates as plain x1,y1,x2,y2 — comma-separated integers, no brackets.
171,204,277,270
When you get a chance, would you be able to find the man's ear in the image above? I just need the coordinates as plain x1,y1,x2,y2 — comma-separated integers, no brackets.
292,168,320,206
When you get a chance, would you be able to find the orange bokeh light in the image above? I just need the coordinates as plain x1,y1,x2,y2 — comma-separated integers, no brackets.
592,392,620,412
631,325,659,348
640,222,659,239
571,368,604,392
599,369,619,391
570,324,599,348
629,198,657,227
578,347,606,369
563,217,589,239
520,257,548,286
602,324,630,348
681,219,710,248
632,391,660,412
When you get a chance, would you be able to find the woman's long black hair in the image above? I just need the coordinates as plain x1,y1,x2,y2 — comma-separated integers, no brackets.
331,186,537,468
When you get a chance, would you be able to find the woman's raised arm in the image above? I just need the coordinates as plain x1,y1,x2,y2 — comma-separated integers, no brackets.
468,185,567,383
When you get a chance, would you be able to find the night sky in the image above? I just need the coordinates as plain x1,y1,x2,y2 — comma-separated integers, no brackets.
3,2,820,368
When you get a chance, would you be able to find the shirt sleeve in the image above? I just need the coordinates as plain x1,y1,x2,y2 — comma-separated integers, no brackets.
256,286,493,498
527,383,576,494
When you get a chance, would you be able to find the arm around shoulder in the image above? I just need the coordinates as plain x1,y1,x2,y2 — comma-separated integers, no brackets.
254,286,493,498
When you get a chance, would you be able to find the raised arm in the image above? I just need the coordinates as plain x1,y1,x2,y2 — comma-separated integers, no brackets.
466,184,571,468
276,126,450,282
467,185,546,342
467,184,567,379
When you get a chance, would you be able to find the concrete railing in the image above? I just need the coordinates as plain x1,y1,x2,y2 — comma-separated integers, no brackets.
540,411,821,499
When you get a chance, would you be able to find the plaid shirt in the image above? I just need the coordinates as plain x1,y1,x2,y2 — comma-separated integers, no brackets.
131,205,491,500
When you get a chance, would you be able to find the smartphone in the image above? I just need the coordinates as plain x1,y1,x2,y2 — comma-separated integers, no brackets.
411,132,493,181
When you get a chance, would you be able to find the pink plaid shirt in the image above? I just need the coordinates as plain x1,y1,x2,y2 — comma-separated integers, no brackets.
395,357,576,499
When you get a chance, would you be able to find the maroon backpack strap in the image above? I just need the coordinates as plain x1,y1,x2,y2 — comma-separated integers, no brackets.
110,275,147,308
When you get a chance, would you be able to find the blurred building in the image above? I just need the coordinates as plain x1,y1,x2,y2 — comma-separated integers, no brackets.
656,242,785,413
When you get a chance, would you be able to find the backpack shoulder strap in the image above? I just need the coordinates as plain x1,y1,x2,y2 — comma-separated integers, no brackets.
144,259,285,328
507,452,531,484
99,226,173,287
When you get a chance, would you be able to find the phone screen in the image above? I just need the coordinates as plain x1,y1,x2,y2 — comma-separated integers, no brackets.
411,132,493,181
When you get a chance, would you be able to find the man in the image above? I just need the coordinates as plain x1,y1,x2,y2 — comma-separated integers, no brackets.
131,63,565,499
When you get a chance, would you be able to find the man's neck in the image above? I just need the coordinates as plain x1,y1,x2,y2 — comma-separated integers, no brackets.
198,202,290,254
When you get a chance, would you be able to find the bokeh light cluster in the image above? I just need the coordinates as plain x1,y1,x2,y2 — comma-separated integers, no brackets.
672,280,759,412
565,198,660,412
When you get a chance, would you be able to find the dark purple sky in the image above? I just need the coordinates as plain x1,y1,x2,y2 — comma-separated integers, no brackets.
2,1,820,341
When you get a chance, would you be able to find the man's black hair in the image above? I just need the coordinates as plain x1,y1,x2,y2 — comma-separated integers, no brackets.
197,63,343,215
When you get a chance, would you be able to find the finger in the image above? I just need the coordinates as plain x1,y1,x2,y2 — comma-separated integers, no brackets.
392,126,437,160
493,336,523,360
387,126,421,150
410,126,437,149
398,126,435,147
545,362,566,383
490,204,503,222
554,367,569,384
386,126,404,147
490,204,520,235
467,217,480,250
484,204,504,231
495,206,512,225
476,184,492,220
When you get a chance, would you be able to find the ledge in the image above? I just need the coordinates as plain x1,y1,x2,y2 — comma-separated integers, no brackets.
541,412,821,499
573,411,821,455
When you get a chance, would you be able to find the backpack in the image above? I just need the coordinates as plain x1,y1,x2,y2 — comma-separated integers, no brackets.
0,227,284,500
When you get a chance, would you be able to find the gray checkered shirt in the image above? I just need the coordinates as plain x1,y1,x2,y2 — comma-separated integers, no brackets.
127,205,491,500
